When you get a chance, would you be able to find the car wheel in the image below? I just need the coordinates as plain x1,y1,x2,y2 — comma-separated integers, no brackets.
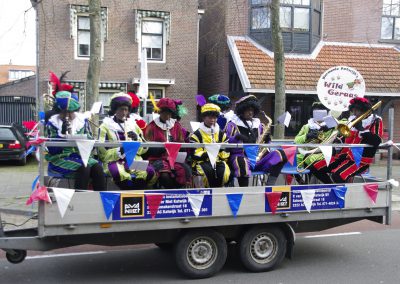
17,155,27,166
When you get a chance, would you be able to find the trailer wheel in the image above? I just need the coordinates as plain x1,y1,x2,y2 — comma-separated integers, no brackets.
6,249,27,264
239,226,286,272
174,229,227,279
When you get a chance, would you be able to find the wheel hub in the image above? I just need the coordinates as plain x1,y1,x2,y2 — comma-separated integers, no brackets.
250,233,277,264
187,237,217,269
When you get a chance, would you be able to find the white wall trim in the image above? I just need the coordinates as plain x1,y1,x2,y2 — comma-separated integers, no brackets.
132,78,175,85
227,36,252,89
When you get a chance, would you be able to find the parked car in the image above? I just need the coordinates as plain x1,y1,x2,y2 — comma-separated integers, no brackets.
0,124,31,165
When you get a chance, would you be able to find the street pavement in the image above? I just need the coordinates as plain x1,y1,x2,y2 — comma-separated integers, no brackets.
0,156,399,230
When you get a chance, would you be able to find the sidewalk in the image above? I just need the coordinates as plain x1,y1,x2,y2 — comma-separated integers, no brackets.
0,157,399,230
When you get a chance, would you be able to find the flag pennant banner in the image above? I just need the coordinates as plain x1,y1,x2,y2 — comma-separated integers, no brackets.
226,193,243,217
38,111,45,121
146,194,165,219
363,183,379,204
244,145,259,169
190,121,201,132
100,192,120,220
282,146,297,165
26,185,51,205
265,192,282,214
22,146,36,159
30,138,47,146
319,145,333,166
205,144,221,168
31,175,40,191
122,141,141,168
300,189,316,213
277,111,291,127
165,143,182,169
350,147,364,167
196,94,206,106
187,194,205,217
137,48,149,99
52,187,75,218
286,174,294,185
332,186,348,208
76,140,96,167
22,120,38,130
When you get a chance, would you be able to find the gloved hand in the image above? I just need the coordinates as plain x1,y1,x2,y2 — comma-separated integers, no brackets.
354,121,365,131
127,131,138,141
61,121,68,135
306,129,319,140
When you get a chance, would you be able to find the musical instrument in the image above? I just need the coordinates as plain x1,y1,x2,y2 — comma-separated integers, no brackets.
337,101,382,137
64,116,72,135
256,111,273,162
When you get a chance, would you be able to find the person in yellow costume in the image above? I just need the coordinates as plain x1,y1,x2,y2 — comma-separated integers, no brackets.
190,103,231,188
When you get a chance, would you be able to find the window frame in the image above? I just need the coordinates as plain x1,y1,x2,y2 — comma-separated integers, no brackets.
138,17,167,63
138,86,166,116
380,0,400,41
77,15,91,58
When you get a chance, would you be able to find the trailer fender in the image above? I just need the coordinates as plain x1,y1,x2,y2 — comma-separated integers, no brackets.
278,223,295,259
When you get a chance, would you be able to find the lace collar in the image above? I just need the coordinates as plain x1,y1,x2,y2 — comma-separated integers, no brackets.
154,117,176,131
231,114,261,129
199,122,220,135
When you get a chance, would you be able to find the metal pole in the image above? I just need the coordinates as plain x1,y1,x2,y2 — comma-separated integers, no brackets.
387,108,394,180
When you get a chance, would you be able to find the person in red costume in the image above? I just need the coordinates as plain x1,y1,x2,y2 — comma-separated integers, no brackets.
309,97,383,183
143,98,191,188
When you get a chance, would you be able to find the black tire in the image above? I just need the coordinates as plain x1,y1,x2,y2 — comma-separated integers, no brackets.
174,229,227,279
17,155,27,166
6,249,27,264
239,226,286,272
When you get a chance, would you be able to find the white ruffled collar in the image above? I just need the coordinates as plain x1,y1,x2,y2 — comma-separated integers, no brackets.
48,112,86,137
199,122,220,135
349,114,381,130
154,117,176,130
231,114,261,129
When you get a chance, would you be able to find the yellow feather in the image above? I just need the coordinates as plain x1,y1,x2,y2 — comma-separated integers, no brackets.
149,92,160,113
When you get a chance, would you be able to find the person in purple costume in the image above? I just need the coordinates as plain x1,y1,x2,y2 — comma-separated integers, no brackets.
225,95,287,187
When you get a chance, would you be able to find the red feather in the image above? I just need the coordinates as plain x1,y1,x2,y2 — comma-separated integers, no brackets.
22,121,38,130
136,119,147,130
60,83,74,92
49,71,60,95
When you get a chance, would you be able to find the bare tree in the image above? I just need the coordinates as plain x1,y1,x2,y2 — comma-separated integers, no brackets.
271,0,286,139
86,0,101,111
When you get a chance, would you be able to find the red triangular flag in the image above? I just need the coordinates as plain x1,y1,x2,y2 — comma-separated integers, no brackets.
22,120,38,130
26,185,52,205
363,183,379,204
286,174,294,185
146,194,164,219
165,143,182,169
30,138,47,146
282,146,297,165
265,192,282,215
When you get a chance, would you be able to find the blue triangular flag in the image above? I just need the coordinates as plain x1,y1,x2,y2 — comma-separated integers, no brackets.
244,145,259,169
122,141,141,168
332,186,347,209
38,111,45,121
350,147,364,167
226,193,243,217
100,192,120,220
31,175,40,191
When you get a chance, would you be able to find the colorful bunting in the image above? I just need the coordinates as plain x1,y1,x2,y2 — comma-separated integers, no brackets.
38,111,45,121
100,192,120,220
226,193,243,217
285,174,294,185
31,175,40,191
52,187,75,218
300,189,316,212
187,194,205,217
190,121,201,132
26,185,51,205
29,138,47,146
146,194,164,219
351,147,364,167
22,121,38,130
363,183,378,204
244,145,259,169
332,186,347,208
76,140,96,167
205,144,221,168
282,146,297,165
265,192,282,214
165,143,182,169
319,145,333,166
122,141,141,168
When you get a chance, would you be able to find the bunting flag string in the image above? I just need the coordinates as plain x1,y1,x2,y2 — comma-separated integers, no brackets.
187,194,205,217
319,145,333,166
226,193,243,217
31,175,40,191
205,144,221,168
282,146,297,165
100,192,120,220
243,145,259,169
363,183,379,204
300,189,316,213
350,147,364,167
190,121,201,132
265,192,282,214
332,186,348,208
52,187,75,218
146,194,165,219
122,141,141,168
285,174,294,185
165,143,182,169
76,140,95,167
26,185,52,205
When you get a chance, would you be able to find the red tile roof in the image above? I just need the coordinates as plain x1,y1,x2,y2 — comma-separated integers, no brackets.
232,38,400,93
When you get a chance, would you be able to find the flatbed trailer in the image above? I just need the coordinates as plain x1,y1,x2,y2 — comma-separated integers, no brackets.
0,140,396,279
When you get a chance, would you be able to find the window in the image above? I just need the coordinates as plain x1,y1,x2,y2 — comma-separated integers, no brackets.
8,70,35,81
139,87,165,116
381,0,400,40
77,16,90,57
70,5,108,60
142,20,163,60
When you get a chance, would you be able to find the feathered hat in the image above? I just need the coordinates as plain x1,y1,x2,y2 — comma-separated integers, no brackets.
127,92,140,109
201,103,221,117
208,94,230,107
157,98,176,112
49,71,74,96
108,92,133,115
55,91,80,112
235,95,260,116
349,97,372,112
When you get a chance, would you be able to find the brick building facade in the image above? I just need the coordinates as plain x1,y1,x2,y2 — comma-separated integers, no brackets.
198,0,400,142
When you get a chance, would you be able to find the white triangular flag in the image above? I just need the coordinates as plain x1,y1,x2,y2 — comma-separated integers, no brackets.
205,144,221,168
90,101,103,114
190,121,201,132
277,111,291,127
187,194,205,217
319,145,333,166
52,187,75,218
76,140,95,167
137,47,149,99
300,189,315,213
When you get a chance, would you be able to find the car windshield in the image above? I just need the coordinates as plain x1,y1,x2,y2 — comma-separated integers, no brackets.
0,128,16,140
